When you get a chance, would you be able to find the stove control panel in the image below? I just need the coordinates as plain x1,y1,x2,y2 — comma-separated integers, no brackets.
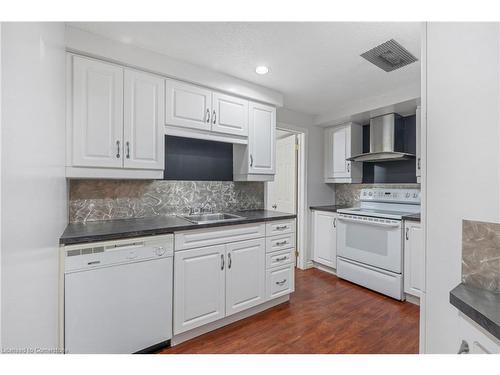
360,189,420,204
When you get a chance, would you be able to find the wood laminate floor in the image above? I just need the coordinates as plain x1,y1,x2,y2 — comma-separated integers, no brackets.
160,268,420,354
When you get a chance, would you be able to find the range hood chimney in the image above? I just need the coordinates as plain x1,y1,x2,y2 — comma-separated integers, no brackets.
347,113,415,163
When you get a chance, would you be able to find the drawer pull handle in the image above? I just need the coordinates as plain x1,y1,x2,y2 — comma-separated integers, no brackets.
275,256,288,262
275,279,287,286
276,225,288,230
276,240,288,246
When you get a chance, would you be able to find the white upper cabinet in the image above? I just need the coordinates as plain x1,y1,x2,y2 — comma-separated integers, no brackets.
123,69,165,170
416,106,422,182
165,79,252,142
211,92,249,137
404,221,424,298
68,54,164,179
165,79,212,132
225,238,265,316
324,122,362,183
233,101,276,181
72,56,124,168
248,102,276,174
312,210,337,268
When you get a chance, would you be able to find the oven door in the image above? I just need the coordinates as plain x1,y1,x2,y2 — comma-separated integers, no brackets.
337,213,403,273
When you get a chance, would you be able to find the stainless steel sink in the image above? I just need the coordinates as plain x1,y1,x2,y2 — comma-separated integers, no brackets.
179,213,245,225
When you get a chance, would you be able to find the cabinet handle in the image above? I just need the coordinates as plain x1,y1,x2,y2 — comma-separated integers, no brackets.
347,162,350,172
250,154,254,167
275,256,288,262
333,218,337,228
126,141,130,159
458,340,469,354
275,279,287,286
212,110,216,124
417,158,421,170
228,252,232,269
116,140,121,158
221,254,225,270
276,240,288,246
275,225,287,230
206,109,210,123
406,227,409,240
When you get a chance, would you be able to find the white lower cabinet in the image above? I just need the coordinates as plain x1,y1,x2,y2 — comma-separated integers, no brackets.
173,220,295,337
403,221,424,298
173,245,226,334
312,210,337,268
225,239,266,316
457,314,500,354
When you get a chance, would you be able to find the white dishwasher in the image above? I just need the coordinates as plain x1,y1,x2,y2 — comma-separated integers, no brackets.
62,234,173,354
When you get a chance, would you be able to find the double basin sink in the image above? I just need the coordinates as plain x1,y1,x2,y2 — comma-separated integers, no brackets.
179,212,245,225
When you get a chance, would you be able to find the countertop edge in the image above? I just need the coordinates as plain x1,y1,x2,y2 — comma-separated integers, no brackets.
450,283,500,341
60,213,297,246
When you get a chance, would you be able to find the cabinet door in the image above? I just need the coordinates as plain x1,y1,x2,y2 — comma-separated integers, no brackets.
225,239,265,316
416,106,422,178
123,69,165,170
165,79,212,131
312,211,337,268
404,222,424,297
173,245,226,334
329,125,350,178
248,102,276,174
72,56,124,168
211,92,248,137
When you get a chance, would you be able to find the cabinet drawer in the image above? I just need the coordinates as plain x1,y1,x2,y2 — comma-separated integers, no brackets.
266,233,295,253
266,248,294,269
265,220,295,236
175,223,265,251
266,264,295,300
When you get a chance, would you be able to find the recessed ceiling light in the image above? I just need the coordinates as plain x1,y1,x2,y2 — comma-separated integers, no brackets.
255,66,269,75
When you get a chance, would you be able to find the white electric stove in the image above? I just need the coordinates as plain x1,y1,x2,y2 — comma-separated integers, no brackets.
336,188,420,300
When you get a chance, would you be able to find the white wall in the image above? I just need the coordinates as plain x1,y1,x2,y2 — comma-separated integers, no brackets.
424,22,500,353
1,23,67,351
277,108,334,265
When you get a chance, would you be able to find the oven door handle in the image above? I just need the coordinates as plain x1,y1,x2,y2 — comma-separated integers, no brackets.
337,216,401,228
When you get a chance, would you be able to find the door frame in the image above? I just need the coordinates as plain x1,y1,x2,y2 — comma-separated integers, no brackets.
264,123,308,270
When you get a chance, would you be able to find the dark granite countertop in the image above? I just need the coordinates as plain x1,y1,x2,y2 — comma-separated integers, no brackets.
60,210,297,245
402,213,421,221
450,283,500,340
309,205,349,213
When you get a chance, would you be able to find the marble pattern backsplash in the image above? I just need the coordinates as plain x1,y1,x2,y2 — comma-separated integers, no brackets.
462,220,500,293
335,183,421,206
69,180,264,223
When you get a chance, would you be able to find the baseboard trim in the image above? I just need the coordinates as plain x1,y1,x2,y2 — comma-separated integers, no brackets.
172,295,290,346
312,262,337,276
405,293,420,306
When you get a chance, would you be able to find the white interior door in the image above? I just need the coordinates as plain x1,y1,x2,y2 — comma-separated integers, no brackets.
72,56,123,168
165,79,212,131
248,102,276,174
173,245,225,334
211,92,248,137
267,133,297,214
123,69,165,170
225,239,265,316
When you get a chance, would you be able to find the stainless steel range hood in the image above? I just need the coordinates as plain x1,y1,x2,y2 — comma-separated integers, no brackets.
347,113,415,163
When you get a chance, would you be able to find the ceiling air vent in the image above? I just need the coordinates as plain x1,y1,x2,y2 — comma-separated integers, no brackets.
361,39,418,72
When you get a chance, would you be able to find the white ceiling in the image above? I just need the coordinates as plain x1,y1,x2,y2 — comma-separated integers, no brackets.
70,22,421,116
